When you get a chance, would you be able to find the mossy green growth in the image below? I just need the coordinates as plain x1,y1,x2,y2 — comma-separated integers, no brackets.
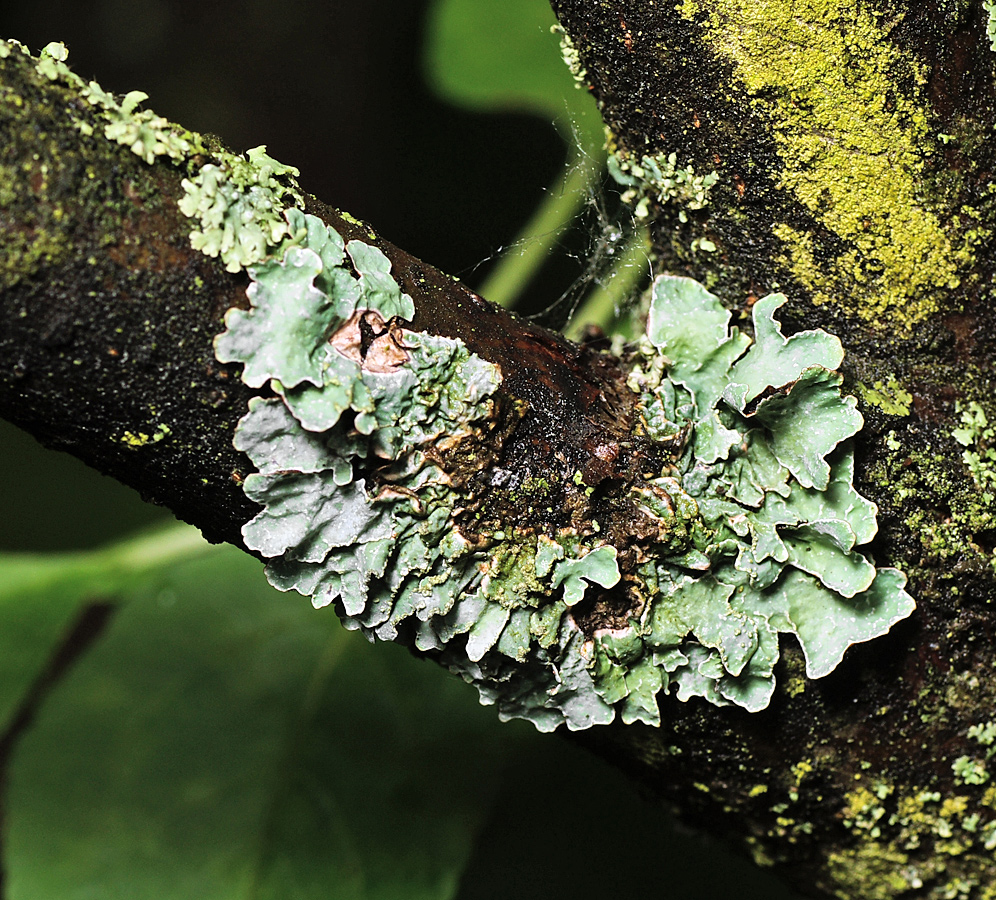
858,378,914,418
16,41,304,275
681,0,977,327
832,770,996,895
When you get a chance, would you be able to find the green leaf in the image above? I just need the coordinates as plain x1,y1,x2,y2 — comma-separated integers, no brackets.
0,524,209,735
423,0,607,310
0,554,114,734
424,0,602,149
6,547,512,900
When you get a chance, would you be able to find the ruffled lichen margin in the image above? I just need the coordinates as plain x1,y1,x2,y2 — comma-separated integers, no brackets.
214,217,914,731
149,47,915,729
12,37,914,732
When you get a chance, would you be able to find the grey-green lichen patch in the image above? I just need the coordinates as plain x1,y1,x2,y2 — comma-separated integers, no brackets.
217,218,914,729
20,41,303,274
609,151,719,227
985,1,996,52
616,276,913,714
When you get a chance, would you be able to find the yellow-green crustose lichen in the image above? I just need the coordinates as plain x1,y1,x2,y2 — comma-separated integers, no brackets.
213,214,915,729
679,0,977,327
828,766,996,899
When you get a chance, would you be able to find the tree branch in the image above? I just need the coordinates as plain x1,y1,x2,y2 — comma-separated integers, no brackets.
0,45,633,554
4,7,996,894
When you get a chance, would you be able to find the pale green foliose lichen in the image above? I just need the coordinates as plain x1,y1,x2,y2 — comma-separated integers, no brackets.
33,42,201,162
609,151,719,229
619,276,914,715
178,146,303,273
985,1,996,52
19,41,302,274
0,39,31,60
215,209,913,731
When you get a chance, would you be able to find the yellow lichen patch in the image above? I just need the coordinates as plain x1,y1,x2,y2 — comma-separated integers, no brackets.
826,844,913,900
120,424,170,448
685,0,976,327
857,377,914,418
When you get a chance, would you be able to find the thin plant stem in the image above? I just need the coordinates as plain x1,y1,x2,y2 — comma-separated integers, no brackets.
476,151,600,309
563,225,651,342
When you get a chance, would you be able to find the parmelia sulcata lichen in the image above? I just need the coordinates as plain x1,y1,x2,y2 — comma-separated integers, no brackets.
7,38,914,728
215,208,915,732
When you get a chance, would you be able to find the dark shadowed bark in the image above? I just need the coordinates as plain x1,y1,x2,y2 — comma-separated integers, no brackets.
552,2,996,897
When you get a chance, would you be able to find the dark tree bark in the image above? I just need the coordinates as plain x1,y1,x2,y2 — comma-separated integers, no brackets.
2,3,996,895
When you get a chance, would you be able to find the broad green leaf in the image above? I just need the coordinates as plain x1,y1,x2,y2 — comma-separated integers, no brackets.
6,546,512,900
424,0,602,149
0,523,208,734
423,0,607,310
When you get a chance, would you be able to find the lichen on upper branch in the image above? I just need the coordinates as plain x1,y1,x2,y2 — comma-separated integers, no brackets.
676,0,986,329
14,39,305,274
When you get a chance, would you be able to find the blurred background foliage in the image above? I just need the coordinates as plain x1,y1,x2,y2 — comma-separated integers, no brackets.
0,1,799,896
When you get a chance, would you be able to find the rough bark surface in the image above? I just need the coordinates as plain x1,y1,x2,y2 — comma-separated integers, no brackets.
2,3,996,896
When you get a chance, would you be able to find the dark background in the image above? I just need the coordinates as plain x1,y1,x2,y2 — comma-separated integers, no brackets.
0,3,801,897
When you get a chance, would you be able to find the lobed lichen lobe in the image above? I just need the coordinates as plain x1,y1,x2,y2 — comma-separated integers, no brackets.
211,201,914,730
